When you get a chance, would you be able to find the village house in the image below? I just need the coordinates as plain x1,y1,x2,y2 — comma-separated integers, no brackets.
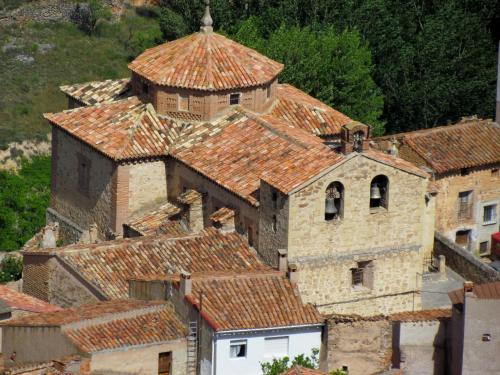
129,270,324,375
1,300,188,375
25,1,437,318
374,118,500,258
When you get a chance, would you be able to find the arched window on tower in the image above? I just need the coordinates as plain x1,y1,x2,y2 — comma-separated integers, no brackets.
370,175,389,210
325,182,344,221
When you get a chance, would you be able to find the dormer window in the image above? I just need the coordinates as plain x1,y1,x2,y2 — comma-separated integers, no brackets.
325,182,344,221
370,175,389,210
229,93,240,105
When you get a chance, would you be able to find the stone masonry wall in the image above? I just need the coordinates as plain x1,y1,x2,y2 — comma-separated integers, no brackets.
434,165,500,252
51,128,115,240
22,254,51,302
323,317,392,375
284,155,427,315
127,160,168,217
434,233,500,283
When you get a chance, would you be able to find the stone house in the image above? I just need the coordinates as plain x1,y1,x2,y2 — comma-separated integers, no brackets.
129,270,324,375
33,5,436,317
1,300,188,375
448,281,500,375
375,118,500,257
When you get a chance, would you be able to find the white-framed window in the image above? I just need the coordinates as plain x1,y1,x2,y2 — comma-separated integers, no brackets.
264,336,289,358
229,340,247,359
483,204,497,225
229,93,240,105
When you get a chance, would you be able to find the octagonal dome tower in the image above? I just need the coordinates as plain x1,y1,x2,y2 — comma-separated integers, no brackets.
128,1,283,121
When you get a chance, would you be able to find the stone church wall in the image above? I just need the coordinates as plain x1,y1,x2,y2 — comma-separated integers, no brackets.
50,128,115,240
285,155,427,315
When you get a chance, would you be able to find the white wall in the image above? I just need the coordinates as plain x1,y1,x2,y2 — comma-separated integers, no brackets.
214,326,322,375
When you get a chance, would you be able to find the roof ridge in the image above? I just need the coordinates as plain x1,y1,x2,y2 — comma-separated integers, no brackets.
403,118,495,139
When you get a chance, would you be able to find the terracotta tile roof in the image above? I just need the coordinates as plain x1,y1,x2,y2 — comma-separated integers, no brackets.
282,366,328,375
126,201,184,236
363,149,429,178
186,272,323,331
177,189,202,204
172,110,343,204
0,285,61,314
44,97,175,161
2,300,160,327
65,303,187,353
30,229,268,300
60,78,131,106
129,32,283,91
271,84,351,136
449,281,500,305
210,207,235,224
390,309,451,322
401,118,500,173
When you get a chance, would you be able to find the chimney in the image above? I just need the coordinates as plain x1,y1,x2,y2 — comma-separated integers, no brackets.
180,270,192,296
210,207,236,233
464,281,474,295
277,249,288,272
41,227,56,249
288,263,299,285
178,189,204,233
497,41,500,124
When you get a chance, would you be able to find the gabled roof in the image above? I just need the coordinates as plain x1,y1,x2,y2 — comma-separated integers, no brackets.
125,201,184,236
25,229,269,300
129,32,283,91
171,110,343,204
185,272,323,331
0,285,61,314
401,118,500,174
449,281,500,305
271,84,351,136
60,78,131,106
44,97,175,161
64,303,187,353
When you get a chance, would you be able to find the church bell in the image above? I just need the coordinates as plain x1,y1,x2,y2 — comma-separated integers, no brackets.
325,197,338,215
370,183,382,200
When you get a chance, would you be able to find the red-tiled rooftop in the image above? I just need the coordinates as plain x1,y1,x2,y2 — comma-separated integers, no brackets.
125,201,184,236
271,84,351,137
390,308,451,322
0,285,61,314
65,304,187,352
401,118,500,174
25,229,268,300
282,366,329,375
60,78,131,106
129,32,283,91
2,300,161,327
449,281,500,305
44,97,174,161
185,272,323,331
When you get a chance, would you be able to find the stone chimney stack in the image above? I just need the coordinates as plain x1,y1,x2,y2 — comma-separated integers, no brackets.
178,189,204,233
277,249,288,272
496,41,500,124
288,263,299,285
210,207,236,233
180,271,192,297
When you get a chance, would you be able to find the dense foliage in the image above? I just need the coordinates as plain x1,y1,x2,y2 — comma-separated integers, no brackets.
155,0,498,134
261,349,319,375
0,156,50,251
0,256,23,282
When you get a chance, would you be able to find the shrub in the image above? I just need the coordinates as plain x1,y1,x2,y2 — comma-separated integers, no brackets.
0,256,23,282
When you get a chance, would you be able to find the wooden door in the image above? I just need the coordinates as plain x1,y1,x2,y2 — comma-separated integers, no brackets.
158,352,172,375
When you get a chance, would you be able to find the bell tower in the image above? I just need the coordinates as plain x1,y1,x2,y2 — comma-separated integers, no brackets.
340,121,371,154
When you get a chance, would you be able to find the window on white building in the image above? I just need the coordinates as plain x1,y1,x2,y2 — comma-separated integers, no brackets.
483,204,497,224
264,336,289,358
230,340,247,358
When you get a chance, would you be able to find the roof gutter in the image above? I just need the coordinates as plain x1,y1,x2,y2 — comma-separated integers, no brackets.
214,322,324,335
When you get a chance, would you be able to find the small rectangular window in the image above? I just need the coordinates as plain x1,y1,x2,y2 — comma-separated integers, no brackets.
483,204,497,224
264,336,289,358
229,93,240,105
457,191,473,220
179,94,189,111
479,241,489,255
77,153,90,196
266,86,271,99
351,261,373,290
230,340,247,358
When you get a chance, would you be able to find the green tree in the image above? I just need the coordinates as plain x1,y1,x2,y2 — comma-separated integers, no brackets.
261,349,320,375
72,0,112,36
159,7,189,41
0,156,50,251
233,21,385,134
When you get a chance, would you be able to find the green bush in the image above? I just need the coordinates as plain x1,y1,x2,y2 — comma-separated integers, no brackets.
0,257,23,282
159,7,188,41
261,349,319,375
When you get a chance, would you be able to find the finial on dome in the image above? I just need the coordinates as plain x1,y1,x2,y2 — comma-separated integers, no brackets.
200,0,213,33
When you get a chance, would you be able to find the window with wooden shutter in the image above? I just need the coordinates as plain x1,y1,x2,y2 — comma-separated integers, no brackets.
158,352,172,375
